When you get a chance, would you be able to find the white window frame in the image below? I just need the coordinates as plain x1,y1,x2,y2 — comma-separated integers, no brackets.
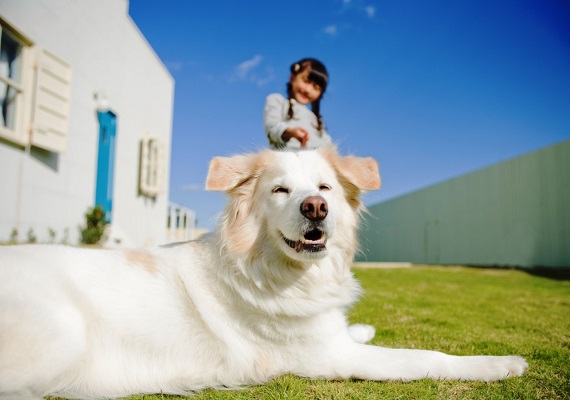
0,19,33,147
139,136,166,197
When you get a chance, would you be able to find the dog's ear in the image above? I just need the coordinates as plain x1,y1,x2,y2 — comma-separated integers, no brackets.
206,154,260,191
334,155,381,190
206,152,268,257
320,148,381,191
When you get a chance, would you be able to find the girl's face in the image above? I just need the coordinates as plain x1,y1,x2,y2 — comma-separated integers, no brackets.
289,68,323,105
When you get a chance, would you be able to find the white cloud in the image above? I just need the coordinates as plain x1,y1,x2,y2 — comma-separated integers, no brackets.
230,55,274,86
236,55,263,79
338,0,376,19
324,25,338,36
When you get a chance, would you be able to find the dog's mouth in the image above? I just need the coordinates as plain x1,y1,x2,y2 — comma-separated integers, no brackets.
281,229,327,253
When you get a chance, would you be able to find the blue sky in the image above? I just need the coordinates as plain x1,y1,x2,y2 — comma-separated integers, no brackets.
129,0,570,230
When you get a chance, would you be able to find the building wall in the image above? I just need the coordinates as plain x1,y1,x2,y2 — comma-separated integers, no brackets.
0,0,174,246
358,140,570,268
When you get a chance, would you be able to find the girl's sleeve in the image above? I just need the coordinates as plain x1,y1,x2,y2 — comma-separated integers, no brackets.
264,94,289,148
321,125,333,146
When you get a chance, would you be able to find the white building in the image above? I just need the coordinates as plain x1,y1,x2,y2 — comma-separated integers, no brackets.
0,0,175,247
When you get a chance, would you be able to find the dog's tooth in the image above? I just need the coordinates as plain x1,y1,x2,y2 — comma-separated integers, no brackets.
295,241,304,253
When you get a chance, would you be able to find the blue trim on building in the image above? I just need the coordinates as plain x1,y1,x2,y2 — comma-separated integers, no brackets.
95,111,117,222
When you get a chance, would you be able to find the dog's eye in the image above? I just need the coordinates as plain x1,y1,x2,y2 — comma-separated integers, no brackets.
272,186,290,194
319,184,331,191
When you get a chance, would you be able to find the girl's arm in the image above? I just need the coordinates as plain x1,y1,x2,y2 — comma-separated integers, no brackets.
283,127,309,148
264,94,290,148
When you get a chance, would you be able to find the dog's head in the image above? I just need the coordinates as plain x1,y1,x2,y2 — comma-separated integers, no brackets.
206,148,380,264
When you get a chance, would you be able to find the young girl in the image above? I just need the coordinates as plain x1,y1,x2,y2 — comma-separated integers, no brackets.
264,58,332,150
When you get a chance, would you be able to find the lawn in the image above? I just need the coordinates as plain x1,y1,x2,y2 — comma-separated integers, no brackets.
53,266,570,400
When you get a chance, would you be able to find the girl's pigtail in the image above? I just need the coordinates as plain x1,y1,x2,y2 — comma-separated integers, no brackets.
286,82,294,120
312,98,324,132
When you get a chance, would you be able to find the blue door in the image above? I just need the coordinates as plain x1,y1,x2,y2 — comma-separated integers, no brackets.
95,111,117,222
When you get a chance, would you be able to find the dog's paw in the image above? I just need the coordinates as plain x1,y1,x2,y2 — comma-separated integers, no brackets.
347,324,376,344
498,356,528,379
463,356,528,381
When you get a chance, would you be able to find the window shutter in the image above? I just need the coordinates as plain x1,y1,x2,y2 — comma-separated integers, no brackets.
30,48,72,152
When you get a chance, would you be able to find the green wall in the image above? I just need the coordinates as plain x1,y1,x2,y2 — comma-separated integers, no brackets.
359,140,570,267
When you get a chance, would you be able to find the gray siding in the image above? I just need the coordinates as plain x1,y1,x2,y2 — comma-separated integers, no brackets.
359,140,570,267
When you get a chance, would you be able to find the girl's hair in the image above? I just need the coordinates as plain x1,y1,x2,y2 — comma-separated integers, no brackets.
286,58,328,131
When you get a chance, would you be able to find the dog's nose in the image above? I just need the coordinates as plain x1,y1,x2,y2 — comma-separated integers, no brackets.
300,196,328,221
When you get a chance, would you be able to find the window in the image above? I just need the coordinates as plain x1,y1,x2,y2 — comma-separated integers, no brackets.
139,136,166,197
0,20,29,145
0,18,72,152
0,28,20,129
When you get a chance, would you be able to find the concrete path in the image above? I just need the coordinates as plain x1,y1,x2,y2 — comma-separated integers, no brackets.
353,262,412,269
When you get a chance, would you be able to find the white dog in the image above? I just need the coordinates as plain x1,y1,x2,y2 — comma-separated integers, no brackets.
0,148,527,399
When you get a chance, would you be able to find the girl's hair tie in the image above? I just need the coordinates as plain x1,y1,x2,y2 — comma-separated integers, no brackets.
292,63,301,73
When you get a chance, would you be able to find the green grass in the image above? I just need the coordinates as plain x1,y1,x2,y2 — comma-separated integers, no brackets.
53,266,570,400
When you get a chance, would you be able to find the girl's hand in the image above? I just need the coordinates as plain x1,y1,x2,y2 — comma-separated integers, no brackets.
283,128,310,149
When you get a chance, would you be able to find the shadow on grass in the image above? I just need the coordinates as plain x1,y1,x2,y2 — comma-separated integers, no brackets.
459,264,570,281
522,266,570,281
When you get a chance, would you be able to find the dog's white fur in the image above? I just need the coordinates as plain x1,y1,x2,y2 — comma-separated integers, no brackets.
0,148,527,399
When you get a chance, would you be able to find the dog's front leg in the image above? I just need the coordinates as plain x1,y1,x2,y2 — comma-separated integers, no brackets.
347,344,526,381
299,339,527,382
